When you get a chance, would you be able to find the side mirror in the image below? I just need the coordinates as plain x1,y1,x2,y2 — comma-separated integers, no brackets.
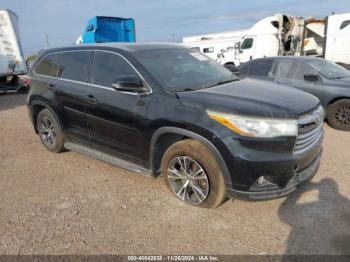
224,64,240,75
304,74,319,82
112,76,148,93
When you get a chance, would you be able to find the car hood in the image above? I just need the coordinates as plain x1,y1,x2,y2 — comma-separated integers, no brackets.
177,78,319,118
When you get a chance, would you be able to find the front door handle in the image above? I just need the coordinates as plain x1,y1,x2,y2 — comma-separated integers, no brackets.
86,94,97,104
48,83,55,90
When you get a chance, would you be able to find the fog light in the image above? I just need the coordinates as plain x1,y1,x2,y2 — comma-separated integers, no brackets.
257,176,267,185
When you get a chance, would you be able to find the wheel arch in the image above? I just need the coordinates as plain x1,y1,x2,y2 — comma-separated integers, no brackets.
30,101,62,134
326,96,350,118
224,62,235,66
327,96,350,107
149,127,232,186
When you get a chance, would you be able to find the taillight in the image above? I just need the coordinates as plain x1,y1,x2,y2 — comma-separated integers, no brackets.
20,75,31,87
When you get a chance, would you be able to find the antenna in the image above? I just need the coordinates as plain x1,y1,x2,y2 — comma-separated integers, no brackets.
45,34,50,48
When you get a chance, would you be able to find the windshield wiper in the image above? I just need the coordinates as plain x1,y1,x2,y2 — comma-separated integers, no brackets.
329,76,346,80
207,78,238,88
176,88,196,92
217,78,238,85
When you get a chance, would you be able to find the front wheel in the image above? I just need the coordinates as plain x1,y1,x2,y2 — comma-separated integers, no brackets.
327,99,350,131
160,139,226,208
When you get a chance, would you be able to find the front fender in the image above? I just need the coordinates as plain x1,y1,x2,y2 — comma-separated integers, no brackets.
149,126,233,187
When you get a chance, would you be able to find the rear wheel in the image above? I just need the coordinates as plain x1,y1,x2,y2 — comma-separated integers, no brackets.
36,109,65,152
327,99,350,131
160,139,226,208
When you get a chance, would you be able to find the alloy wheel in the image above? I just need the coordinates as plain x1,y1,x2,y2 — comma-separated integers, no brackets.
334,104,350,126
39,116,57,147
167,156,209,205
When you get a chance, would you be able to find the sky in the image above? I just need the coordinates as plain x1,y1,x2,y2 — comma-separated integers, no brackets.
2,0,350,56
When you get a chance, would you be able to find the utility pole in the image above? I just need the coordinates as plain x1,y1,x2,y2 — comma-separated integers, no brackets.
45,34,50,48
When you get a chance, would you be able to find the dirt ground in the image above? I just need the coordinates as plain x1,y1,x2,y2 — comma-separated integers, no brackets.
0,94,349,255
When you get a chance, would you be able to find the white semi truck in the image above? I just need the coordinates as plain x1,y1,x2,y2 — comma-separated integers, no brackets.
183,13,350,68
182,29,248,64
0,9,28,93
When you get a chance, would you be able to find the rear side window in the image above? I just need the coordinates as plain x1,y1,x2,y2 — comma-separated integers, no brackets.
203,47,214,53
249,60,273,77
54,52,91,82
277,60,299,80
92,52,138,87
35,51,91,82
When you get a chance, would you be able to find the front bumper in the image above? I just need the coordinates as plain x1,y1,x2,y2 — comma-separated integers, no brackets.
219,129,323,200
226,152,321,200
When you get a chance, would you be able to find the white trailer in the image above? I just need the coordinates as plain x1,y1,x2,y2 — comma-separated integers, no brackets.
182,29,248,65
0,9,27,93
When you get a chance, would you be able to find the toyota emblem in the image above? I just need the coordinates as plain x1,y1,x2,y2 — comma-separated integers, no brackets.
314,111,322,125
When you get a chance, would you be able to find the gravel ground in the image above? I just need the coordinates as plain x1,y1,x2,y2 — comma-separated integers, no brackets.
0,94,349,255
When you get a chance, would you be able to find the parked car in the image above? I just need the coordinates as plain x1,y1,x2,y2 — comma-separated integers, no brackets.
27,43,323,208
239,56,350,131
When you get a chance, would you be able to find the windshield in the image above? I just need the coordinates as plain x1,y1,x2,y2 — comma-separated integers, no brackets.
132,47,237,92
305,58,350,79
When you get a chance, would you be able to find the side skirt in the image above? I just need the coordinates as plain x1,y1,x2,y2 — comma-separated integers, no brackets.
64,141,153,177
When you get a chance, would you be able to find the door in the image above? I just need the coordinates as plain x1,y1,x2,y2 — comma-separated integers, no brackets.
275,59,324,104
85,50,150,162
292,62,324,104
34,51,93,142
239,37,255,64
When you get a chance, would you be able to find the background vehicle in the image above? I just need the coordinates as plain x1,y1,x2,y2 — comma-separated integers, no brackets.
76,16,136,44
239,56,350,130
184,13,350,67
182,29,248,65
27,43,323,208
0,9,28,93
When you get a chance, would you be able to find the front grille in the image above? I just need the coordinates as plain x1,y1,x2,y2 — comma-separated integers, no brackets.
294,106,324,154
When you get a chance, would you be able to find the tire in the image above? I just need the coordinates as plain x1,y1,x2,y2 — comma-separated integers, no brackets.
36,109,65,152
327,99,350,131
160,139,226,208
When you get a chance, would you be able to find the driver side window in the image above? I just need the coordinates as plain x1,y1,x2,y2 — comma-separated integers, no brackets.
295,64,318,82
92,51,138,87
241,38,254,50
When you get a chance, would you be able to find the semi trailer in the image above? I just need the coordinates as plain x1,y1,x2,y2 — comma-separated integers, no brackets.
0,9,27,93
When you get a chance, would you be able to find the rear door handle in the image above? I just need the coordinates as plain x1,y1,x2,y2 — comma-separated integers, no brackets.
48,83,55,90
86,94,97,104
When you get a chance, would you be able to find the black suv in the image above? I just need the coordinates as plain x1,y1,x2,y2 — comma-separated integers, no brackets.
27,43,323,208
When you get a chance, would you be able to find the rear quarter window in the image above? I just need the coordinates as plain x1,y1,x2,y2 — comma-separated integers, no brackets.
34,53,58,77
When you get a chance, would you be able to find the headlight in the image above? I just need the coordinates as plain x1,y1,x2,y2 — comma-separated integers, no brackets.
207,110,298,138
